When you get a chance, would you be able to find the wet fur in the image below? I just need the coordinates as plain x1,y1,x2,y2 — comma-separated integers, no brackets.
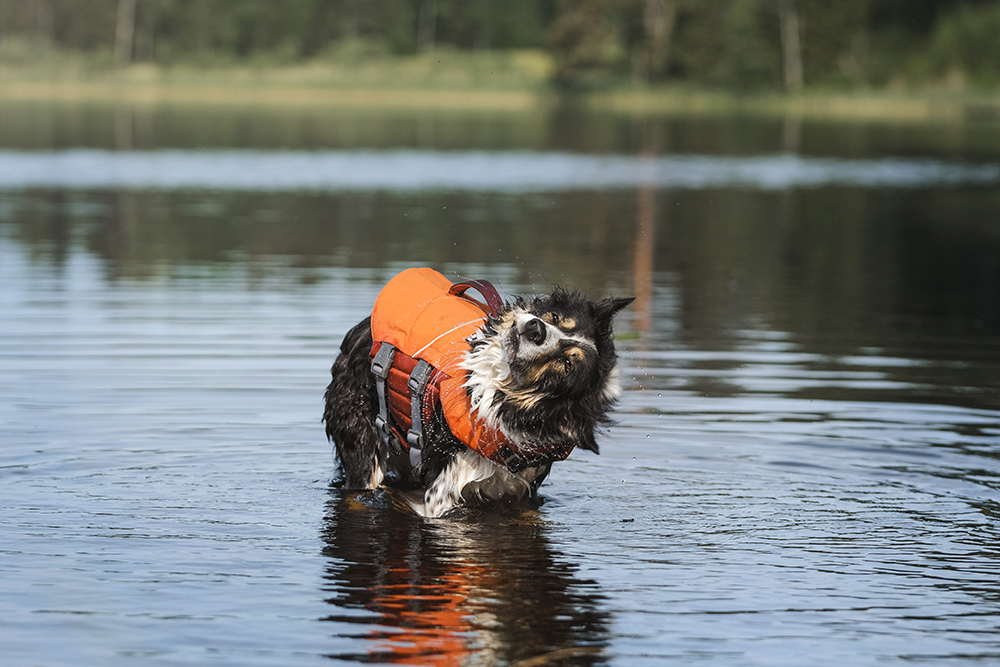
323,287,632,517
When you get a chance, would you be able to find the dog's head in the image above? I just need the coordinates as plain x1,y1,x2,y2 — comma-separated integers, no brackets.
464,288,633,455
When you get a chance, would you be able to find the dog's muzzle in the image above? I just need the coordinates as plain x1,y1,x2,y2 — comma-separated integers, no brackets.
520,317,546,345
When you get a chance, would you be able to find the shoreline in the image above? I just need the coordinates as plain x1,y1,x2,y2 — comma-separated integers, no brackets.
0,80,546,111
2,68,999,122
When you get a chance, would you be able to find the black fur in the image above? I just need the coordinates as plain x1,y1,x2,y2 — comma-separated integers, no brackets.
322,318,382,489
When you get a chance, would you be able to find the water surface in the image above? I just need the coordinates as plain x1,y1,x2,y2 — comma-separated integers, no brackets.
1,102,999,666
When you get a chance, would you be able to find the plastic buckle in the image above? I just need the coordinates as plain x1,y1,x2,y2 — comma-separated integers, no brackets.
498,446,528,474
371,343,402,455
407,359,433,393
370,343,396,379
375,416,403,456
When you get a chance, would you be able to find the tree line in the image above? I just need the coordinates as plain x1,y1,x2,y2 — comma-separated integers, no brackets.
1,0,998,90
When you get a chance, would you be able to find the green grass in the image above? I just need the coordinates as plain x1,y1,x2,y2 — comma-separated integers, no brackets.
0,38,553,90
588,85,1000,122
2,37,999,121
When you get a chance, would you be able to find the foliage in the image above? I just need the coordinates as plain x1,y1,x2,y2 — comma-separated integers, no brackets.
0,0,998,90
926,2,1000,86
671,0,782,90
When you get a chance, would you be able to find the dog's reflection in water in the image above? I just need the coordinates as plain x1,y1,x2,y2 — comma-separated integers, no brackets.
320,489,609,666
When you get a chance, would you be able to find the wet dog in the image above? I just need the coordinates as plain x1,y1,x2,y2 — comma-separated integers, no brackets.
323,269,632,516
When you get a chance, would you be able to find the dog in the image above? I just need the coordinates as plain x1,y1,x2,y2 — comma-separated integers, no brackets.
323,268,632,517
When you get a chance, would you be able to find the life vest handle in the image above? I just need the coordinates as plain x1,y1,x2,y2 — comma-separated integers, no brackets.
448,279,504,317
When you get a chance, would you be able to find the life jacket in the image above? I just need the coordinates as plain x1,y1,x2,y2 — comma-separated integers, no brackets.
368,267,572,473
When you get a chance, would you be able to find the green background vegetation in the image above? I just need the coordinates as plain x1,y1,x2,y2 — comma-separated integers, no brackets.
1,0,1000,92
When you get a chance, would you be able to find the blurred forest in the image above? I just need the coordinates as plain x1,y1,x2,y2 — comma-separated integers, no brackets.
1,0,999,91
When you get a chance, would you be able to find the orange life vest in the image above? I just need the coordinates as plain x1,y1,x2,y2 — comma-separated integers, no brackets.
369,267,513,467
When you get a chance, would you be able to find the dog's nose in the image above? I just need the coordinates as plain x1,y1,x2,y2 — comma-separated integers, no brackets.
521,317,546,345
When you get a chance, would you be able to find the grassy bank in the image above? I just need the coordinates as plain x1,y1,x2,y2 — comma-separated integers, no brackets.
0,45,555,110
588,87,1000,123
2,46,1000,122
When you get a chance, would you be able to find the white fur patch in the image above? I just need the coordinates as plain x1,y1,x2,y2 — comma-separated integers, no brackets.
412,449,499,517
602,364,623,402
461,328,511,431
369,454,385,489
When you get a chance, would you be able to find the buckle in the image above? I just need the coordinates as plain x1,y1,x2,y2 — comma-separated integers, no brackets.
407,359,433,393
375,417,403,455
370,343,396,379
497,446,529,474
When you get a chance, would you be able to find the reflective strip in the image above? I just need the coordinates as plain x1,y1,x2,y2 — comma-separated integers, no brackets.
410,318,484,359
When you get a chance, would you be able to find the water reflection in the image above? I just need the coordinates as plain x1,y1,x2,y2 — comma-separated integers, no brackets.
5,100,1000,159
320,491,609,666
2,180,998,409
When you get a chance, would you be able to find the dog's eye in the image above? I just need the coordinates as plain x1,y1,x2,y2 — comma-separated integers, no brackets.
563,358,573,373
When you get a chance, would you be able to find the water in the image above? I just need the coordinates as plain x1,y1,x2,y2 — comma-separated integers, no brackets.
1,101,999,666
2,149,999,191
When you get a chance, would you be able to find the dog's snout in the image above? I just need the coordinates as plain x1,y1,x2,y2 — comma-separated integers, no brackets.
520,317,546,345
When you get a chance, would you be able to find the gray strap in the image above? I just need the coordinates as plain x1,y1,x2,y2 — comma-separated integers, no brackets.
406,359,433,449
370,343,401,455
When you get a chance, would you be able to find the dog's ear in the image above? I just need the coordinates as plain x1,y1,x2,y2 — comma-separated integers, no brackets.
595,296,634,323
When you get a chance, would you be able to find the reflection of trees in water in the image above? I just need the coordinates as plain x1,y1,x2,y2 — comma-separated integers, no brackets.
4,180,998,363
5,188,641,288
319,490,609,666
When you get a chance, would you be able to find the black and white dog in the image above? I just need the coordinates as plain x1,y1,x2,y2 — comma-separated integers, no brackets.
323,273,632,517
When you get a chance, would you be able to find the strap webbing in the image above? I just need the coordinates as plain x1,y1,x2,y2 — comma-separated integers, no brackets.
448,279,504,317
370,342,402,455
406,359,433,450
492,442,574,473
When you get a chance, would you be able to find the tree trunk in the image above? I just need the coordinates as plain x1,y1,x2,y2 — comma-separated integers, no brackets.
417,1,437,53
779,0,804,92
641,0,678,81
115,0,137,64
31,0,54,41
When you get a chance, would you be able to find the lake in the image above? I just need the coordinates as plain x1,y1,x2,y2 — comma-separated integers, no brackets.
1,99,999,666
